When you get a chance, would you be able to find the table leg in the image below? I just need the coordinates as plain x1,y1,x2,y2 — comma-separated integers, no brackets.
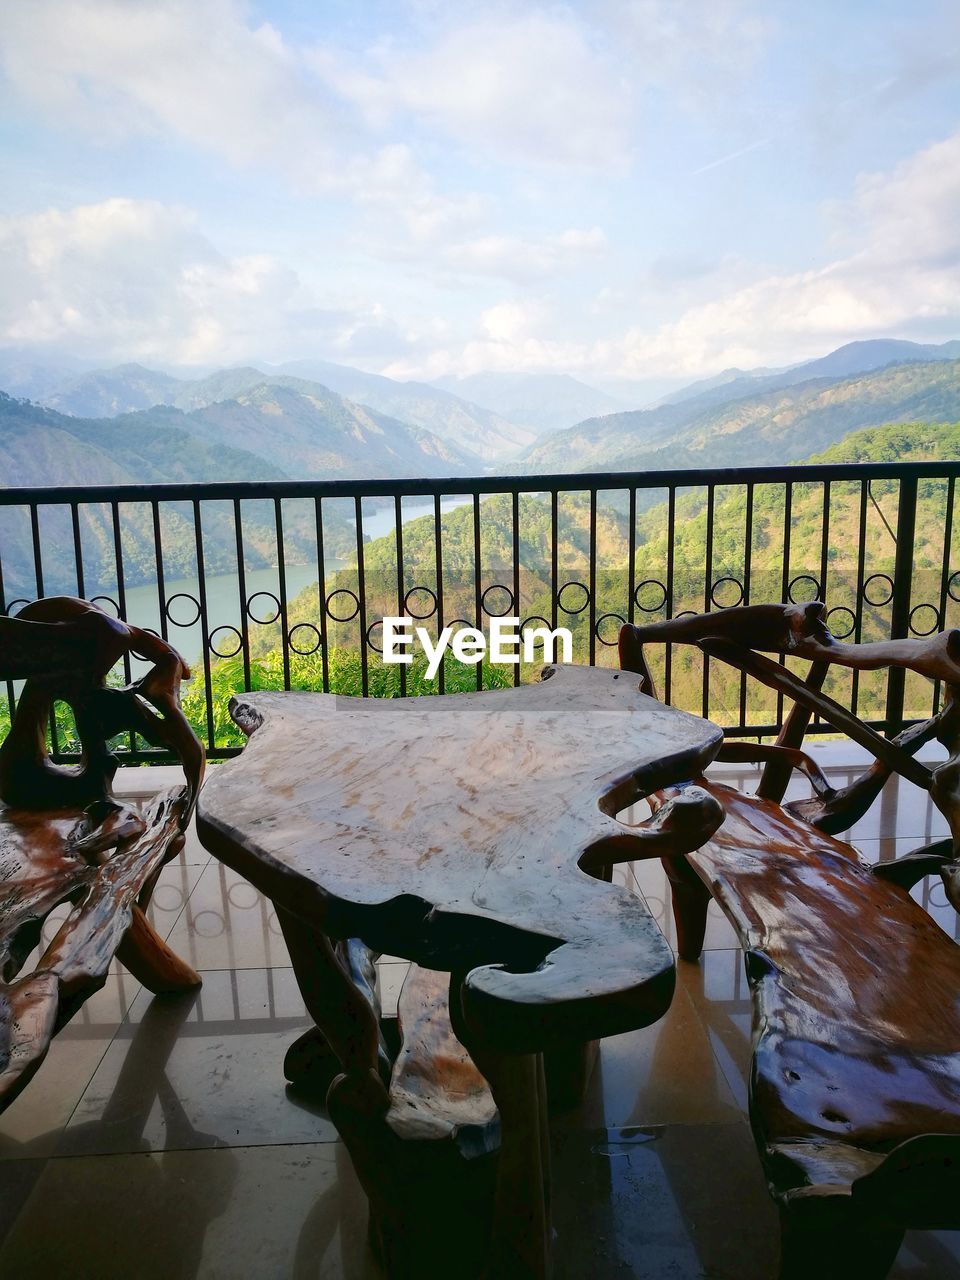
450,975,552,1279
277,907,389,1113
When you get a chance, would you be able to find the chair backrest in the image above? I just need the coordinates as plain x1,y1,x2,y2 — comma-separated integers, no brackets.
0,596,204,814
619,601,960,848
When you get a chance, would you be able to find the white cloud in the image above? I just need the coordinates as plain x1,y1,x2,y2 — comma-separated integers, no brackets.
340,10,632,171
0,0,343,180
437,226,606,282
612,129,960,376
0,198,427,367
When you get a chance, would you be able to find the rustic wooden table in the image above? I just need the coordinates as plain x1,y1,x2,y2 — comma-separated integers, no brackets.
196,663,722,1276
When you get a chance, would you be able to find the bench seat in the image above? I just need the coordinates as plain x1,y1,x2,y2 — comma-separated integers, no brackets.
665,779,960,1277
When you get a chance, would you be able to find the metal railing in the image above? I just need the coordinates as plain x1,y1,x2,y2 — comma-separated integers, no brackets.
2,460,958,760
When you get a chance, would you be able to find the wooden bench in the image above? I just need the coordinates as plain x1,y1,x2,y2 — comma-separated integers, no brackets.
0,597,204,1112
619,602,960,1280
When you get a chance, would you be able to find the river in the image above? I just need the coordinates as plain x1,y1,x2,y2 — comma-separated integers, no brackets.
114,496,472,664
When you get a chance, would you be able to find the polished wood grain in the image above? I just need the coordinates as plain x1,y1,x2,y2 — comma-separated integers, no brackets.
197,662,724,1278
619,604,960,1279
621,600,960,891
197,663,723,1052
0,597,204,1112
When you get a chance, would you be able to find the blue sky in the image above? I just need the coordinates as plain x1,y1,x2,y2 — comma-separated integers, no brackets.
1,0,959,387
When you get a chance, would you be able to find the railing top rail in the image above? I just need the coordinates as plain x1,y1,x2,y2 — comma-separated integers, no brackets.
2,459,960,506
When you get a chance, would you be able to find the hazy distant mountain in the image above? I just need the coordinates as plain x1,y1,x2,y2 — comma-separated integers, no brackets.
0,390,350,597
176,378,478,478
431,371,626,433
274,359,533,460
0,348,93,402
44,362,186,417
30,357,531,464
662,338,960,410
520,358,960,474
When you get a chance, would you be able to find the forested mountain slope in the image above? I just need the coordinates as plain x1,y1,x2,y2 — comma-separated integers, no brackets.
520,359,960,473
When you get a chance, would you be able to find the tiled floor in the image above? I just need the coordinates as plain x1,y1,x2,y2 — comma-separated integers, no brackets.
1,749,959,1277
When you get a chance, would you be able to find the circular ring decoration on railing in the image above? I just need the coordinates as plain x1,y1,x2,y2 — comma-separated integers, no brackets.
165,591,202,628
948,571,960,604
246,591,282,626
404,586,438,620
710,576,745,610
209,625,243,659
4,598,31,617
324,589,360,624
787,575,821,605
861,573,894,608
89,594,121,618
445,618,476,644
674,610,698,619
909,603,942,637
481,584,515,618
825,605,857,639
595,612,627,646
288,622,323,656
365,620,384,654
557,581,590,616
519,615,552,650
633,579,668,614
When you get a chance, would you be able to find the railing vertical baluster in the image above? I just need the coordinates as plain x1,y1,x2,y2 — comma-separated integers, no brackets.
739,483,754,729
109,500,133,753
550,490,558,634
355,496,369,697
395,495,407,698
473,494,482,691
433,494,444,694
151,501,168,643
314,498,330,694
934,475,956,716
851,479,869,719
776,482,794,728
665,487,675,704
884,474,918,737
275,498,291,692
29,503,44,599
0,540,16,728
71,503,85,597
702,485,715,719
819,483,831,602
589,489,597,667
233,498,250,690
627,487,636,625
29,505,54,760
815,482,831,729
192,499,215,752
512,491,521,686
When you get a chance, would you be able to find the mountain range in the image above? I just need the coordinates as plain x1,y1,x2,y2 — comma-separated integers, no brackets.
1,336,959,498
432,370,628,434
28,358,532,462
517,344,960,474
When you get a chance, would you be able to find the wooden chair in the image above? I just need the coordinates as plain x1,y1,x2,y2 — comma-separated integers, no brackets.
619,602,960,1280
0,596,204,1111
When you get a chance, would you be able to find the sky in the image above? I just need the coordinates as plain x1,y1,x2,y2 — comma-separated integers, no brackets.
1,0,960,388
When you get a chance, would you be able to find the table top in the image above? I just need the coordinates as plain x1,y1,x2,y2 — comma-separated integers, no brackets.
197,663,722,1052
